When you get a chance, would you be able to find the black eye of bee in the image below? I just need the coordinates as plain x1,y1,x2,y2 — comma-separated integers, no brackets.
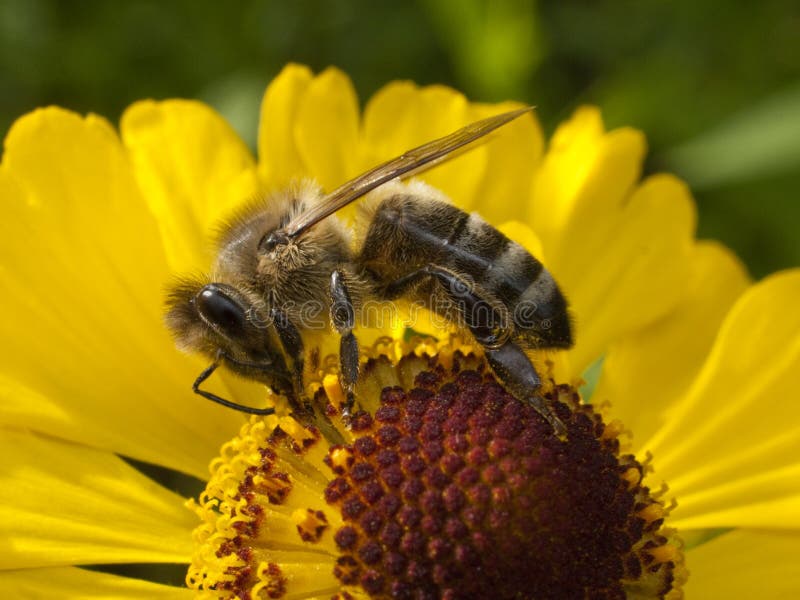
195,284,248,339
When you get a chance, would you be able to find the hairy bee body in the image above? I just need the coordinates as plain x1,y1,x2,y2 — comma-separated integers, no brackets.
165,107,573,432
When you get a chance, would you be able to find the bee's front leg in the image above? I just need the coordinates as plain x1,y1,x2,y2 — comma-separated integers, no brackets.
330,270,359,420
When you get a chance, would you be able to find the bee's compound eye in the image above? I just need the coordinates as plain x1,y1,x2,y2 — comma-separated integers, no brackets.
196,284,248,339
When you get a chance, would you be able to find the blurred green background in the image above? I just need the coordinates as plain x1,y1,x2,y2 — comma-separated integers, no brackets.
1,0,798,277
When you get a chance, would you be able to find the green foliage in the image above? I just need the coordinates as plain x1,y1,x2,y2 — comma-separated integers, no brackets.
666,84,800,189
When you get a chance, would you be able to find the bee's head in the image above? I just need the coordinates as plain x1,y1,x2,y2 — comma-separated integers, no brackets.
164,277,274,365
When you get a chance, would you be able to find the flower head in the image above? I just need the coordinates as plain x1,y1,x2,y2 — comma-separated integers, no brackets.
189,349,685,598
1,64,799,598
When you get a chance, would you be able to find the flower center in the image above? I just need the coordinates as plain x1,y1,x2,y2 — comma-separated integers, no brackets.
186,350,685,600
326,355,683,599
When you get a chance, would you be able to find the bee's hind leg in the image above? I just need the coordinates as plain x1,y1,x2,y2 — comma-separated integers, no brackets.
330,270,359,420
384,265,566,437
482,342,567,438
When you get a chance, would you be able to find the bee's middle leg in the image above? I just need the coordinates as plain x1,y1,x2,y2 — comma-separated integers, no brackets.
330,270,359,419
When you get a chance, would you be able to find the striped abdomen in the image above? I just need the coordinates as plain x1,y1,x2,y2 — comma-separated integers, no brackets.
358,193,572,349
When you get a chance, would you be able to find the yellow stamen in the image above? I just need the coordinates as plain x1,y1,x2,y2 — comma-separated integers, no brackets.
638,503,666,524
292,508,329,543
649,543,681,565
622,467,642,489
323,374,345,408
601,418,625,440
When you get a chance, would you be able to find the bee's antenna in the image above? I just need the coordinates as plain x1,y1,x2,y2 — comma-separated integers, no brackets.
192,362,275,415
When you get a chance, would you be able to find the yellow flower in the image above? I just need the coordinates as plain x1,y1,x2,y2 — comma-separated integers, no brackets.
0,63,798,598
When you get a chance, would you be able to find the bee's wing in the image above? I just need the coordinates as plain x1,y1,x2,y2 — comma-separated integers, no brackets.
283,106,533,238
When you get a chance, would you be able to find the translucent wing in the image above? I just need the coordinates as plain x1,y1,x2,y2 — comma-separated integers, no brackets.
283,106,533,238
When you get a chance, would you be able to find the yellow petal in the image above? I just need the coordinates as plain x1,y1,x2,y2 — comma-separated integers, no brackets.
466,102,544,224
361,81,488,210
0,429,195,569
360,80,417,162
670,469,800,530
257,63,314,188
294,67,360,192
0,108,245,479
531,106,642,255
121,99,259,273
645,270,800,529
595,241,750,443
532,109,698,376
684,529,800,599
0,567,193,599
562,174,695,375
498,220,545,260
0,108,167,323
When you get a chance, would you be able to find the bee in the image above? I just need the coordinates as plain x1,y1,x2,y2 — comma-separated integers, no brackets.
165,107,573,434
